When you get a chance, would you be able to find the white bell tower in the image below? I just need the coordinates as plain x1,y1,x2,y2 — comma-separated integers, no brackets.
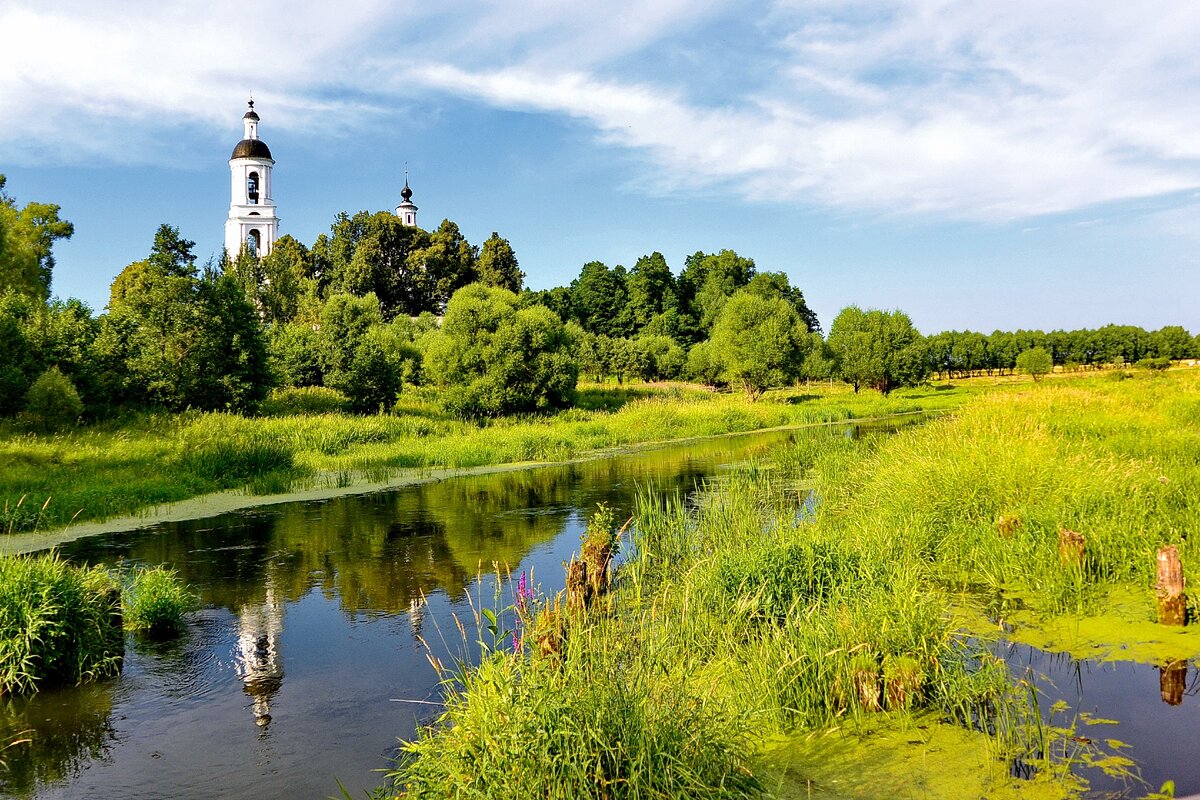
225,99,280,258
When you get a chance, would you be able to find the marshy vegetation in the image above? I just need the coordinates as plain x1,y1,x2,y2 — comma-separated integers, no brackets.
386,369,1200,799
0,381,968,534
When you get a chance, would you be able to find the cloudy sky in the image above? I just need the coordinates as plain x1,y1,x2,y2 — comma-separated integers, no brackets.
2,0,1198,333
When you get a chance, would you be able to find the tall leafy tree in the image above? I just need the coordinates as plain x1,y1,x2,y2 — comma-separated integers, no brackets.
626,252,678,334
409,219,479,314
0,175,75,299
569,261,631,338
827,306,928,394
708,290,805,399
424,284,578,417
98,225,270,411
477,232,524,293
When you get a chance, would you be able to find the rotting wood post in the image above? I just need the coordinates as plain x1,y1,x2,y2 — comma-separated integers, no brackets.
1160,660,1187,706
1058,528,1085,566
1156,545,1186,626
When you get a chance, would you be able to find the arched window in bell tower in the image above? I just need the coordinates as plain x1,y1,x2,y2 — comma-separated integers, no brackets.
247,229,261,256
247,172,260,205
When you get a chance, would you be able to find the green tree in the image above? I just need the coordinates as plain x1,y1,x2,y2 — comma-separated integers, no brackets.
0,175,75,299
745,271,820,333
626,252,678,334
1152,325,1194,360
569,261,631,338
318,292,384,395
409,219,479,313
678,249,755,339
477,232,524,293
22,366,83,430
827,306,928,394
709,290,804,399
423,284,578,417
97,225,270,411
1015,346,1053,381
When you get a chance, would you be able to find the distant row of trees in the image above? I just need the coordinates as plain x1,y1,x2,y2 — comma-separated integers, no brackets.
2,176,1198,426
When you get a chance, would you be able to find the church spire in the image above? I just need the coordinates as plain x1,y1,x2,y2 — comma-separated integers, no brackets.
396,167,418,226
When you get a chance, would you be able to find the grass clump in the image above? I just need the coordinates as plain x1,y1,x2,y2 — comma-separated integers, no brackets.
0,552,123,695
122,566,196,635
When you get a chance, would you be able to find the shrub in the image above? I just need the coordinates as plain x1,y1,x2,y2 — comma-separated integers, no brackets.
1015,347,1053,381
1135,356,1171,372
21,366,83,431
123,566,196,634
0,553,123,694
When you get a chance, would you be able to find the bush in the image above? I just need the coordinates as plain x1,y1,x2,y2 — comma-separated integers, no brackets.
21,366,83,430
123,566,196,634
1015,347,1053,381
1135,356,1171,372
0,553,123,694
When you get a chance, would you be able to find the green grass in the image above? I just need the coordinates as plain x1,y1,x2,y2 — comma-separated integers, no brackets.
122,566,196,635
387,370,1200,798
0,552,123,695
0,381,972,533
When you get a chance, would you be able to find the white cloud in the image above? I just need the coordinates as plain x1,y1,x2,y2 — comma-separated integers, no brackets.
4,0,1200,220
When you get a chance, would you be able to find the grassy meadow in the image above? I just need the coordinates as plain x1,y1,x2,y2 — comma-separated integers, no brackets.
0,381,971,534
389,368,1200,799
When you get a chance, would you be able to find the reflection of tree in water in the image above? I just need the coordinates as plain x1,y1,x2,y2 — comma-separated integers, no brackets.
60,427,803,621
0,680,116,795
235,575,284,731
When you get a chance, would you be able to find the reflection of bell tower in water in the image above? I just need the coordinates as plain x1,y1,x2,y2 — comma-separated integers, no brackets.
235,573,285,729
225,98,279,258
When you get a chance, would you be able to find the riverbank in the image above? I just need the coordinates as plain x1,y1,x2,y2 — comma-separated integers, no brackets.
0,382,971,538
389,369,1199,798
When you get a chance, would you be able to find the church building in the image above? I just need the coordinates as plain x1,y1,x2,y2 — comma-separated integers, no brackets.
224,100,419,259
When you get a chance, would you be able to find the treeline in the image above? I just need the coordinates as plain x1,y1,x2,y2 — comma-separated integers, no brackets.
2,175,1198,426
925,326,1196,379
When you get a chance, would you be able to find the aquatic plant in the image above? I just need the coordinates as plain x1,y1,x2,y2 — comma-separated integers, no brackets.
122,566,196,635
0,552,123,695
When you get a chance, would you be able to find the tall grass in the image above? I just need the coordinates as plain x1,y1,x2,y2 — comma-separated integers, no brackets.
0,553,123,695
122,566,196,635
386,372,1198,797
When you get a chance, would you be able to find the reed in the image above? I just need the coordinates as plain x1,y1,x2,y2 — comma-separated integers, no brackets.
122,566,197,635
0,552,123,695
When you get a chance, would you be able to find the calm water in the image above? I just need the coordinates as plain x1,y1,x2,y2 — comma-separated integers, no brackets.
0,426,826,799
2,421,1195,798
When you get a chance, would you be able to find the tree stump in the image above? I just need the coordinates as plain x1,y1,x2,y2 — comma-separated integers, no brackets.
1160,660,1187,706
1058,528,1085,566
1156,545,1186,626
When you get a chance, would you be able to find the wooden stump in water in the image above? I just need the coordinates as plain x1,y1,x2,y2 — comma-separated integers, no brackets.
1156,545,1186,626
1058,528,1085,566
1159,660,1187,706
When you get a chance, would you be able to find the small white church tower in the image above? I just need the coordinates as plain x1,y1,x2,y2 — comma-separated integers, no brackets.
225,99,280,258
395,171,418,227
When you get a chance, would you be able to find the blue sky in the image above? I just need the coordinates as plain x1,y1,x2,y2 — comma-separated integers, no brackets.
2,0,1197,334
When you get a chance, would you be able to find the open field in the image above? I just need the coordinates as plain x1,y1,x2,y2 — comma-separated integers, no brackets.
0,381,974,535
390,369,1200,798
